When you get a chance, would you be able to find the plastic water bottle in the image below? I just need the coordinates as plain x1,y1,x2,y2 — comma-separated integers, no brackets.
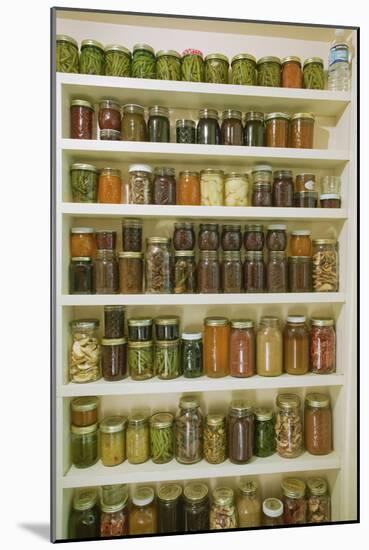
328,29,350,91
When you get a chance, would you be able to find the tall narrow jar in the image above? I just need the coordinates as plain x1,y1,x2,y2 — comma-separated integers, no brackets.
203,317,230,378
256,317,282,376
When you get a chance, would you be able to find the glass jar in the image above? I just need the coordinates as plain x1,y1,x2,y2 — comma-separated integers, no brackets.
104,305,125,338
98,100,121,133
254,407,276,457
266,224,287,251
150,412,175,463
71,397,98,427
294,191,318,208
148,106,170,143
56,35,79,73
70,100,94,139
221,251,243,293
70,319,100,383
177,170,200,204
173,223,195,250
252,183,272,206
153,167,176,205
128,341,154,380
281,478,307,524
244,112,265,146
290,113,315,148
281,56,303,88
228,400,254,464
320,193,341,208
210,488,237,530
273,170,294,207
252,164,273,186
237,481,261,528
119,252,143,294
305,393,333,455
307,478,331,523
231,53,257,85
310,318,336,374
145,237,172,294
69,489,99,539
244,224,264,251
101,337,128,381
204,414,226,464
101,484,128,508
129,487,157,535
80,39,104,74
126,414,150,464
244,251,266,293
265,112,290,147
257,56,281,86
128,164,153,204
284,316,309,375
100,495,129,537
221,225,242,251
266,251,287,292
70,228,95,258
303,57,325,89
181,49,204,82
221,110,243,145
71,423,98,468
121,104,147,141
154,340,180,380
100,416,127,467
98,167,122,204
295,173,317,193
175,396,203,464
197,109,221,145
224,172,250,206
288,256,313,292
291,230,312,256
312,239,339,292
100,129,121,141
104,44,131,77
321,175,341,194
276,394,303,458
174,251,197,294
176,120,196,146
183,483,209,532
181,332,203,378
229,319,255,377
128,317,153,341
132,43,156,78
95,231,116,251
69,257,94,294
200,169,224,205
70,163,98,202
198,223,220,250
94,249,119,294
204,53,229,84
256,317,282,377
262,498,283,526
157,484,183,533
122,218,142,252
197,251,220,293
154,316,180,341
156,49,181,80
204,317,230,377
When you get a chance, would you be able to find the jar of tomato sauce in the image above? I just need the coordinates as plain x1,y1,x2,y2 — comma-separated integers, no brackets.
204,317,230,378
281,56,303,88
98,168,122,204
70,227,96,258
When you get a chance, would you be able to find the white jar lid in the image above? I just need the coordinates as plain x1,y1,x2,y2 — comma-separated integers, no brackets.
252,164,272,172
132,486,154,506
320,193,341,200
71,227,95,234
263,498,283,517
267,224,286,230
181,332,202,341
287,315,306,323
128,164,153,173
291,230,311,236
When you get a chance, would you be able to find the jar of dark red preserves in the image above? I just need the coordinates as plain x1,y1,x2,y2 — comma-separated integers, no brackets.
244,112,265,146
153,167,176,205
173,222,195,250
244,251,265,293
229,320,255,377
310,319,336,374
273,170,294,207
197,109,220,145
198,224,219,251
228,400,254,464
98,100,121,132
221,251,243,293
267,251,287,292
320,194,341,208
221,224,242,251
122,219,142,252
221,110,243,145
266,225,287,251
197,251,220,293
70,99,94,139
244,224,264,251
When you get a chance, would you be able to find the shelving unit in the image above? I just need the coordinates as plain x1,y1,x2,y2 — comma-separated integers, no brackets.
52,9,357,542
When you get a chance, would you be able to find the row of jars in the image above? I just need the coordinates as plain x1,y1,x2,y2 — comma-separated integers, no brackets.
69,475,331,539
70,99,316,149
57,37,326,90
69,314,336,383
70,162,342,208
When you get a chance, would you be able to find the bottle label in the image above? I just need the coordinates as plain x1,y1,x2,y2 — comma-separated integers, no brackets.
329,44,349,65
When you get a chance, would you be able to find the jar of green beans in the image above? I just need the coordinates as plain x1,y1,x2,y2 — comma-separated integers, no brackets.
56,35,79,73
181,49,204,82
80,39,105,75
70,163,98,203
150,412,175,464
128,340,154,380
257,56,281,87
231,53,257,85
156,50,181,80
303,57,325,90
254,407,276,457
104,44,131,77
132,43,156,79
154,340,181,380
204,53,229,84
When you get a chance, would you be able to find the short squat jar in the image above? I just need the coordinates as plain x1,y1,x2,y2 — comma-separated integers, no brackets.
290,113,315,149
173,223,195,250
155,316,180,341
244,251,265,293
132,43,156,79
244,224,264,251
228,400,254,464
70,163,98,203
265,112,290,148
197,251,220,293
310,318,336,374
291,230,312,256
128,164,153,204
96,230,116,251
104,44,131,77
156,49,181,80
174,251,197,294
221,110,243,145
121,104,147,142
294,191,319,208
126,414,150,464
257,56,281,87
127,317,153,341
273,170,294,207
148,106,170,143
266,251,287,292
181,332,203,378
197,109,221,145
80,39,105,75
244,112,265,146
262,498,283,526
70,100,94,139
101,337,128,380
94,250,119,294
71,396,98,428
281,56,303,88
221,251,243,293
304,393,333,455
98,100,121,133
224,172,250,206
198,223,220,251
320,193,341,208
100,129,120,141
283,315,309,375
69,257,94,294
200,169,224,206
281,478,307,525
71,423,98,468
100,416,127,467
221,224,242,251
266,224,287,251
256,317,282,377
288,256,313,292
275,394,303,458
153,167,176,205
229,319,255,377
176,119,196,144
254,407,276,457
204,53,229,84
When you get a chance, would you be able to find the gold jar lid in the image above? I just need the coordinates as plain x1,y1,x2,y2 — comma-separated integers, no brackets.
128,413,148,426
213,487,234,506
100,415,127,434
305,393,330,408
245,223,264,232
71,396,98,412
179,395,200,410
303,57,324,68
313,238,337,245
307,477,328,496
123,218,142,227
81,38,104,51
288,255,312,263
128,317,152,327
157,483,183,502
205,53,229,63
281,478,306,499
230,399,253,414
57,34,78,47
206,413,225,427
225,172,248,179
71,163,98,173
128,340,153,349
147,237,170,244
260,316,280,327
118,252,143,259
200,168,224,175
184,483,209,503
254,407,273,421
70,99,94,110
99,101,121,113
175,250,195,257
150,412,174,428
155,316,180,326
70,318,99,330
231,319,254,329
157,49,181,59
291,112,315,121
231,53,256,64
198,108,219,119
133,43,155,54
105,44,131,56
204,317,229,327
264,112,290,122
282,56,301,65
257,56,281,65
101,337,127,345
222,109,242,120
155,339,179,348
245,111,264,122
71,423,98,435
277,393,300,409
311,318,335,327
239,480,258,495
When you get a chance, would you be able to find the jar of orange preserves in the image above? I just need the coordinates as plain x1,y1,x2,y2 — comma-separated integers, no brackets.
204,317,230,378
70,228,96,258
177,171,201,205
281,56,303,88
290,230,312,256
98,168,122,204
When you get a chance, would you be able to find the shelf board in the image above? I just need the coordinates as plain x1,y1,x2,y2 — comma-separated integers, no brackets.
62,451,341,488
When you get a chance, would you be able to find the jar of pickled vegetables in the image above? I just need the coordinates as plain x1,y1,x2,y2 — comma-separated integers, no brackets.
129,487,157,535
175,396,203,464
70,319,100,383
128,164,153,204
128,341,154,380
204,414,226,464
71,423,98,468
71,396,98,427
104,44,131,77
156,49,181,80
291,230,312,256
177,170,200,204
176,120,196,144
310,318,336,374
183,483,209,532
157,484,183,533
148,106,170,143
150,412,175,464
281,478,307,524
181,332,203,378
262,498,283,526
254,407,276,457
80,39,105,75
281,56,303,88
128,317,153,341
231,53,257,85
56,35,79,73
244,112,265,146
101,337,128,380
265,112,290,147
266,251,287,292
68,488,99,539
204,317,230,377
257,56,281,87
154,340,180,380
221,110,243,145
121,104,147,142
210,488,237,530
197,109,221,145
145,237,172,294
174,251,197,294
70,100,94,140
256,316,282,376
204,53,229,84
100,494,129,537
181,49,204,82
244,251,266,293
197,251,220,293
307,478,331,523
221,251,243,293
70,228,95,258
244,224,265,251
126,413,150,464
153,167,176,205
132,43,156,79
98,168,122,204
304,393,333,455
303,57,325,89
290,113,315,148
283,315,309,375
70,163,98,202
224,172,250,206
229,319,255,377
100,416,127,467
237,481,261,528
276,394,303,458
228,400,254,464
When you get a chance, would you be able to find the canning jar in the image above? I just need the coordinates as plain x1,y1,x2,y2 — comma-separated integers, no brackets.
221,225,242,251
121,104,147,141
244,251,266,293
68,488,99,539
276,394,303,458
157,484,183,533
145,237,172,293
156,49,181,80
197,109,221,145
204,414,226,464
56,35,79,73
122,219,142,252
228,400,254,464
312,239,339,292
94,249,119,294
150,412,175,463
148,106,170,143
244,112,265,146
174,251,197,294
101,337,128,380
305,393,333,455
237,481,261,528
281,478,307,524
104,305,125,339
101,484,128,508
310,318,336,374
128,317,152,341
281,56,303,88
71,397,98,427
183,483,209,532
100,129,121,141
98,167,122,204
294,191,318,208
132,43,156,78
265,112,290,147
288,256,313,292
266,225,287,251
70,319,100,383
181,333,203,378
291,230,312,256
210,488,237,530
175,396,203,464
273,170,294,207
128,341,154,380
80,39,104,74
70,163,98,202
254,407,275,457
307,478,331,523
229,319,255,377
266,251,287,292
252,183,272,206
221,251,243,293
70,100,94,139
173,223,195,250
69,257,94,294
231,53,257,85
262,498,283,526
126,414,150,464
198,224,219,250
284,316,309,375
104,44,131,77
100,416,127,466
181,49,204,82
303,57,325,89
290,113,315,148
320,193,341,208
204,53,229,84
153,167,176,205
177,170,200,205
128,164,153,204
295,173,317,193
200,168,224,205
176,119,196,144
95,231,116,251
129,487,157,535
154,316,180,341
100,493,129,537
256,317,282,376
98,100,121,133
321,175,341,194
203,317,229,377
71,423,98,468
221,110,243,145
197,251,220,293
244,224,264,251
154,340,180,379
257,56,281,86
224,173,250,206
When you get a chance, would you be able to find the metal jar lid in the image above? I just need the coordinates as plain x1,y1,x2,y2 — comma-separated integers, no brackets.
128,340,153,349
104,305,125,312
100,415,127,434
100,129,121,138
223,251,241,260
273,169,293,179
156,49,181,59
123,218,142,227
70,99,94,110
128,163,152,173
254,407,273,421
184,483,209,503
70,163,98,173
133,43,155,55
245,111,264,122
311,318,334,327
230,399,253,414
200,168,224,176
264,112,290,122
246,250,263,259
73,488,97,511
295,191,318,199
222,109,242,120
205,53,229,63
204,317,229,327
288,255,312,263
231,319,254,329
181,332,202,341
239,480,258,495
287,315,306,324
179,395,200,409
206,413,225,427
213,487,234,506
71,423,98,435
252,164,272,173
307,477,328,496
70,318,99,330
99,99,121,112
71,396,98,412
155,316,180,326
281,478,306,499
257,56,281,65
174,222,194,229
101,497,128,514
123,103,145,114
277,393,301,409
147,236,170,244
291,112,315,121
104,44,131,56
132,486,155,506
305,393,330,408
225,172,248,179
81,39,104,51
176,119,196,128
71,227,95,234
200,250,218,260
313,238,337,245
175,250,195,257
100,167,122,177
291,230,311,236
57,34,78,47
303,57,324,68
149,105,170,118
118,252,143,259
199,223,219,230
150,412,174,428
245,223,264,232
267,224,286,231
263,497,283,518
101,337,127,345
231,53,256,64
281,56,302,65
155,339,179,348
128,413,148,426
198,108,219,119
260,316,280,327
157,483,183,502
128,317,153,327
71,254,91,261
